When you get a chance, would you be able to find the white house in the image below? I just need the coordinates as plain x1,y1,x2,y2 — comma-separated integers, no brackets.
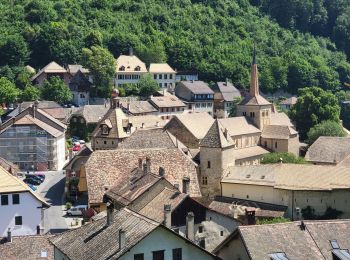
0,166,49,237
149,63,176,89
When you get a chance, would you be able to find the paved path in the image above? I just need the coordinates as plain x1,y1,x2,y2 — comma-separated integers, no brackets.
36,171,68,234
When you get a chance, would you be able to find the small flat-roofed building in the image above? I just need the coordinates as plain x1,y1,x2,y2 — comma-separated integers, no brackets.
149,63,176,89
175,81,214,115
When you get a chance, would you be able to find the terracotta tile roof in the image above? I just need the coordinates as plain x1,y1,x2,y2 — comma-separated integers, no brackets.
149,63,175,73
0,166,49,206
118,129,177,149
280,96,298,105
120,100,157,115
261,125,297,139
50,208,159,260
209,196,287,219
223,164,350,191
178,81,214,94
0,235,54,260
200,120,234,148
138,187,188,222
170,113,214,140
305,137,350,164
116,55,147,73
84,148,201,204
150,95,186,108
215,220,350,260
218,116,261,136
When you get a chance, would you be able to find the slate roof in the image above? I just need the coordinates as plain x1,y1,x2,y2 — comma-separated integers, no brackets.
138,187,188,222
71,105,109,124
0,235,54,260
50,208,159,260
84,148,201,204
222,164,350,191
214,220,350,260
305,137,350,164
209,196,287,219
149,63,175,73
116,55,147,73
150,95,186,108
214,82,241,102
200,120,234,148
169,113,214,140
118,128,177,149
178,81,214,94
280,96,297,105
261,125,297,139
120,100,157,115
218,116,261,136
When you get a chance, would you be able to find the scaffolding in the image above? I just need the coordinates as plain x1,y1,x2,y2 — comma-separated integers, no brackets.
0,125,57,170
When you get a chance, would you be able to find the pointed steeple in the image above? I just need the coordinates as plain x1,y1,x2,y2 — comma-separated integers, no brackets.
249,44,259,97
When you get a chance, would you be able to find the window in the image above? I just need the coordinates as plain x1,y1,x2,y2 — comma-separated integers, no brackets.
170,74,173,79
201,103,206,108
12,194,19,205
207,103,212,107
153,250,164,260
164,83,168,87
199,239,205,248
159,83,162,88
264,141,267,147
275,142,278,148
72,117,77,123
102,125,109,135
80,118,85,124
207,161,211,168
173,248,182,260
202,176,208,185
220,230,224,236
159,74,163,80
250,112,255,117
80,93,85,98
104,141,107,145
164,74,168,80
1,195,8,205
134,254,144,260
15,216,22,225
154,74,157,80
198,226,203,233
242,112,246,116
195,103,200,108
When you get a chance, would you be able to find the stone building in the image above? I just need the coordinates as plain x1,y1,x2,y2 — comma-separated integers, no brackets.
212,81,241,118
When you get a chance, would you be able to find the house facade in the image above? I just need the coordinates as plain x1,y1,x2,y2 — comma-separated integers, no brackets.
213,81,242,118
149,93,186,120
149,63,176,89
69,70,92,107
0,102,66,171
31,61,71,87
0,166,49,237
175,81,214,115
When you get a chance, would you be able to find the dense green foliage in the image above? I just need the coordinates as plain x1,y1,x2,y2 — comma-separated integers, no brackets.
256,217,290,225
21,85,41,101
0,0,350,95
0,77,21,104
41,76,73,104
290,87,340,139
138,74,160,97
261,152,308,164
307,120,346,144
302,206,343,220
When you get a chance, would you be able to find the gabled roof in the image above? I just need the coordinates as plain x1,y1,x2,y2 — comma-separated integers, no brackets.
305,136,350,164
150,94,186,108
218,116,261,136
149,63,175,73
71,105,109,124
239,95,271,106
280,96,298,105
261,125,297,139
214,220,350,260
31,61,67,81
214,82,241,102
67,64,89,75
0,235,54,260
120,100,157,115
69,70,92,92
178,81,214,94
270,112,294,127
0,166,49,206
84,148,201,204
129,115,166,129
116,55,147,73
200,120,234,148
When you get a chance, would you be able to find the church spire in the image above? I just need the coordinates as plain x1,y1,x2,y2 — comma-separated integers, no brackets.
250,44,259,97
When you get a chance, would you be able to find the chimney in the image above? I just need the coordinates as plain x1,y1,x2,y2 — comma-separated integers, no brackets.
226,78,229,86
138,158,143,171
7,228,12,243
146,157,151,174
245,208,256,225
127,102,130,111
36,225,41,235
33,100,39,118
159,167,165,177
182,177,190,194
186,212,195,241
106,203,114,226
232,204,238,219
129,47,133,56
164,204,172,228
141,123,145,128
118,229,126,251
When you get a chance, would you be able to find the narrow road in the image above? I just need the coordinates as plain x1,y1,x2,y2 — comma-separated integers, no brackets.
36,171,68,234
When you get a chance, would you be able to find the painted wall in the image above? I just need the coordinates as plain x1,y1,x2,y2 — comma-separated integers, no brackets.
72,91,90,106
215,235,250,260
237,105,271,130
56,135,66,170
0,192,43,236
120,227,215,260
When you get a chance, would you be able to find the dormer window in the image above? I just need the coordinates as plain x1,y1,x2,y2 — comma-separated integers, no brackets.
119,66,125,71
102,125,109,135
134,66,141,71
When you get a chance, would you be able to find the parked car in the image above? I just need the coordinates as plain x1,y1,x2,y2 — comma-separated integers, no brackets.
79,140,86,144
73,145,81,151
28,184,37,191
35,173,46,180
67,205,88,216
23,178,41,186
25,174,44,183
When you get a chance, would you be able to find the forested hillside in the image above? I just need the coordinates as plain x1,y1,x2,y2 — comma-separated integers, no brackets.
1,0,350,93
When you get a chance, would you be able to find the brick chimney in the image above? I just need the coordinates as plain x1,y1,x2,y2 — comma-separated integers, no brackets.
164,204,172,228
186,212,195,241
118,229,126,251
245,208,256,225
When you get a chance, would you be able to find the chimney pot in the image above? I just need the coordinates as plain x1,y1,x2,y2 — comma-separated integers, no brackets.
118,229,126,251
7,228,12,243
186,212,195,241
164,204,172,228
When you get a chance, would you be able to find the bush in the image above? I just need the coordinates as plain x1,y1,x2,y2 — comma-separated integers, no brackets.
307,120,347,144
261,152,308,164
257,217,290,225
302,206,343,220
65,202,72,210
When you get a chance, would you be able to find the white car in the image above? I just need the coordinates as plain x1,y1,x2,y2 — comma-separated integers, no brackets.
67,205,87,216
79,140,86,144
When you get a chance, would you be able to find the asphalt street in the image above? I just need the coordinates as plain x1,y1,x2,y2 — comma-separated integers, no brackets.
36,170,68,234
